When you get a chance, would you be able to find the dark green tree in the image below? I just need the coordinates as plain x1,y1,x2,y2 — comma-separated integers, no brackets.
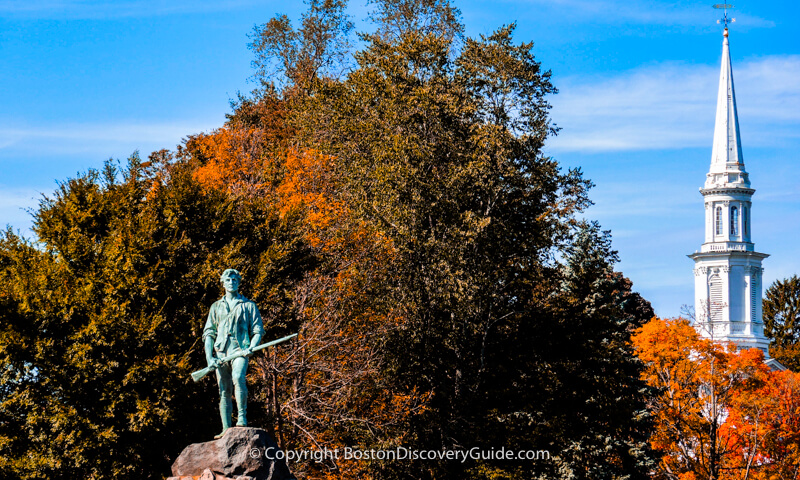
764,275,800,371
524,222,656,478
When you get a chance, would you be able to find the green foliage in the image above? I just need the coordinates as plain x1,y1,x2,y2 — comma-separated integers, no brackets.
0,153,308,479
764,275,800,371
533,223,656,479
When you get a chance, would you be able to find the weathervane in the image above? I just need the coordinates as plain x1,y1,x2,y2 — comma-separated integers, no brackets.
713,4,736,29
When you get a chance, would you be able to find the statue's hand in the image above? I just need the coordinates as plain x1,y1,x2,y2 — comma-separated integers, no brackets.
243,348,254,357
207,356,220,368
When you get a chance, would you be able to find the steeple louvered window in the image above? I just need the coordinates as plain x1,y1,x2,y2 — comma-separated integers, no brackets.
715,206,723,236
730,206,739,236
750,274,758,323
709,274,723,324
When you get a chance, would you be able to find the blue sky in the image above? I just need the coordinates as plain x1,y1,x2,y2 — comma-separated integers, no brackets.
1,1,798,318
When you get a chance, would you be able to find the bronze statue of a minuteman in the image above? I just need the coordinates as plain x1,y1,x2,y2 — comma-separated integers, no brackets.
203,269,265,439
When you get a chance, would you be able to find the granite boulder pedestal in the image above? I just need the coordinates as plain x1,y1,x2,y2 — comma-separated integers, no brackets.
167,427,294,480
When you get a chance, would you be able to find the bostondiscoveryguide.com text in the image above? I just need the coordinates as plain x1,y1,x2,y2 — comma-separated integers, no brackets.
250,446,551,464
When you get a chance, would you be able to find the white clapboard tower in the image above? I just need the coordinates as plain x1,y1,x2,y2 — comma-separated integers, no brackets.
688,26,780,368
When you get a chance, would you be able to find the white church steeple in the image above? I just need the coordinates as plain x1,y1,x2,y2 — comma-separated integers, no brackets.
689,27,772,357
709,28,746,180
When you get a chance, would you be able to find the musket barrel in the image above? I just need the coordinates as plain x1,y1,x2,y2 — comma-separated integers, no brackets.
251,333,298,352
190,333,298,382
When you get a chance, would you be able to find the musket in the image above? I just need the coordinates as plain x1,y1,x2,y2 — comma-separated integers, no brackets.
191,333,298,382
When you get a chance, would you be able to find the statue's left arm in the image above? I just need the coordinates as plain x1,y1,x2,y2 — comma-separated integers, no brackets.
202,307,219,367
246,304,265,354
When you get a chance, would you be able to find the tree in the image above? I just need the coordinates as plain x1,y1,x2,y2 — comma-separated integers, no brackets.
0,153,310,479
249,0,354,92
284,1,656,476
763,275,800,371
724,370,800,480
633,317,771,480
250,148,429,480
368,0,463,44
503,223,656,479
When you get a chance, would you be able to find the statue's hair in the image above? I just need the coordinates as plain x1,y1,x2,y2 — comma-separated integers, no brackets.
220,268,242,282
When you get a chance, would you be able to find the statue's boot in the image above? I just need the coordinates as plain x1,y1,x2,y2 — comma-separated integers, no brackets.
235,386,247,427
215,397,233,439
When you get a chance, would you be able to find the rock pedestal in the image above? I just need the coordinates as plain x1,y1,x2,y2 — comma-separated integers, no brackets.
167,427,294,480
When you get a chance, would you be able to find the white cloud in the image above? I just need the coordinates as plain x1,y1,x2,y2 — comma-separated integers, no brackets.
0,0,260,19
0,121,219,157
548,55,800,152
0,120,218,233
546,54,800,317
507,0,774,28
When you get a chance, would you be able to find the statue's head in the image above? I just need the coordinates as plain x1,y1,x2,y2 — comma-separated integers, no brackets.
220,268,241,294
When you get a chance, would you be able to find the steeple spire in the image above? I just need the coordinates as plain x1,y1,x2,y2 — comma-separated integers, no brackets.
688,18,781,368
709,28,746,180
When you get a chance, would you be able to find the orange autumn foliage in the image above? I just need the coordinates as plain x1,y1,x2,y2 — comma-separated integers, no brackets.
185,95,292,197
633,317,771,480
276,149,348,250
187,126,275,197
724,369,800,479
